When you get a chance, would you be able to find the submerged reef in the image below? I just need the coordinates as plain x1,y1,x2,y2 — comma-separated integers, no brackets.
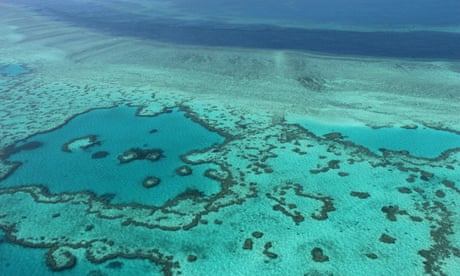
142,176,161,188
175,165,192,176
62,135,100,152
0,100,459,275
117,148,164,164
1,5,460,273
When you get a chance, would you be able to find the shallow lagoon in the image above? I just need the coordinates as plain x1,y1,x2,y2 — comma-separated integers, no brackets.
1,106,224,205
295,119,460,158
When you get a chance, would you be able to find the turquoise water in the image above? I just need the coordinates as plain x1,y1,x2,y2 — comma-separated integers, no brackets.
0,230,163,276
0,64,28,77
1,1,460,275
0,231,50,275
1,106,224,205
298,120,460,158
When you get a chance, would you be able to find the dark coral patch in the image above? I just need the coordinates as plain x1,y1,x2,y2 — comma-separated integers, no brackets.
2,141,43,159
309,160,340,175
16,141,43,152
62,135,100,153
328,160,340,169
46,248,77,271
272,204,305,224
440,179,460,194
100,193,116,203
85,225,94,232
145,151,163,162
264,242,272,249
263,242,278,259
142,176,161,188
435,190,445,198
243,238,253,250
379,233,396,244
365,253,378,259
117,148,164,164
106,261,123,269
297,75,325,91
91,151,109,159
267,182,335,223
176,188,204,200
323,132,344,140
204,168,229,181
381,205,399,221
338,172,349,177
441,180,455,188
397,187,412,194
118,150,138,163
187,255,197,262
311,247,329,262
417,200,457,275
350,191,370,199
309,168,326,174
263,251,278,259
175,165,192,176
420,170,434,181
401,124,418,129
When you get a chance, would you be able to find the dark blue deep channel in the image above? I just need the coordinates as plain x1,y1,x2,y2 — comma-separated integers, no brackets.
9,0,460,60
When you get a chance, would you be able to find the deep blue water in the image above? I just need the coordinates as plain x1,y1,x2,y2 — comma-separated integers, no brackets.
167,0,460,27
8,0,460,59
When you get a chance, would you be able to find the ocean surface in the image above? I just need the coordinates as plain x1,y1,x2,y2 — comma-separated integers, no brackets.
8,0,460,59
0,1,459,275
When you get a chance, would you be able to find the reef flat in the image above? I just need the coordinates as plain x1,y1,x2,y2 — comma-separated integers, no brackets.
0,3,459,276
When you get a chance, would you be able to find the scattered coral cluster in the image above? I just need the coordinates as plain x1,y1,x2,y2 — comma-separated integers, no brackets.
1,98,459,275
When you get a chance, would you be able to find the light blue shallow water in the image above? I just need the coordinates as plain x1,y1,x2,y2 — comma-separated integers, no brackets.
298,120,460,158
1,106,224,205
